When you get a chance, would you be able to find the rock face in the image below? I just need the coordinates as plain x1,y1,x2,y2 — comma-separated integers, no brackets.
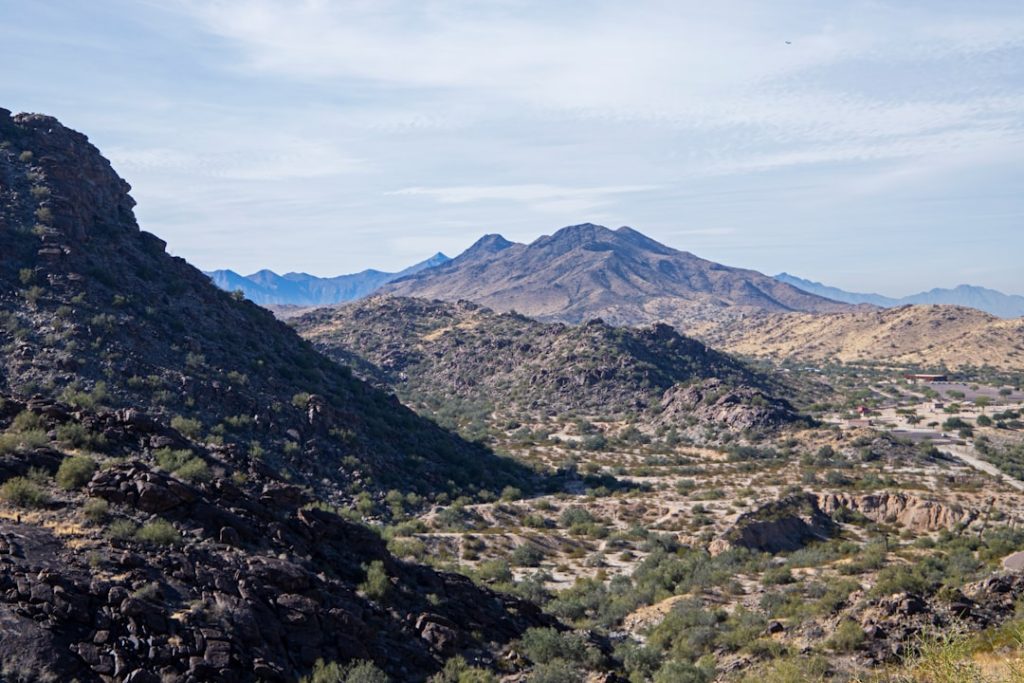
658,379,804,433
293,296,769,422
850,573,1024,664
817,492,977,532
382,223,850,328
0,395,555,682
710,495,837,555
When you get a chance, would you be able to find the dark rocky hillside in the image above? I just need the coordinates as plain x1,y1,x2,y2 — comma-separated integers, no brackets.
382,223,850,329
0,393,552,682
292,296,798,437
0,109,553,681
0,108,528,500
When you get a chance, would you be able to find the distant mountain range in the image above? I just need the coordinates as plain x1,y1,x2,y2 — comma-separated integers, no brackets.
775,273,1024,319
206,252,450,305
383,224,849,327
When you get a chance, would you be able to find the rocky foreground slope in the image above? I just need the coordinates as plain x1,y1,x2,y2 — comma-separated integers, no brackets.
0,109,550,680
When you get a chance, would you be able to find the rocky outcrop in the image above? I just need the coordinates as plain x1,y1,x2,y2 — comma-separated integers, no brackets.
0,401,555,682
709,494,836,555
817,492,977,532
295,297,767,423
849,573,1024,664
659,378,804,433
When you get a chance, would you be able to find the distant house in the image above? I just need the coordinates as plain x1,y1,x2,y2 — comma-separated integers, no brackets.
904,373,947,383
934,402,945,410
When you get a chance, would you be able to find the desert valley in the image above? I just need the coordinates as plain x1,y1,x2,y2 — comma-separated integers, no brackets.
1,106,1024,683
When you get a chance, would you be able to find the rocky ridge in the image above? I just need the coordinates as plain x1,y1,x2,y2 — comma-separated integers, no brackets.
291,296,796,435
0,108,529,499
382,223,850,328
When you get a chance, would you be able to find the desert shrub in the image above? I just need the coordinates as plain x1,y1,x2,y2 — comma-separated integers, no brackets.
0,477,48,508
82,498,109,524
61,382,108,409
55,422,107,450
300,659,390,683
474,559,513,585
737,655,829,683
559,506,594,528
520,628,601,671
174,457,211,482
56,455,97,490
428,657,497,683
170,416,202,439
528,661,584,683
653,660,712,683
511,543,545,567
107,519,138,540
360,560,390,601
500,486,522,501
135,519,181,545
10,410,43,432
0,429,48,455
762,566,795,586
154,447,209,481
827,619,865,652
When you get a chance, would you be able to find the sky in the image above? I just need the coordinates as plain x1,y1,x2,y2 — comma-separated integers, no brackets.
1,1,1022,296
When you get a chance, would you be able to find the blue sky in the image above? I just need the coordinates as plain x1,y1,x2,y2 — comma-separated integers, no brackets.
2,1,1022,296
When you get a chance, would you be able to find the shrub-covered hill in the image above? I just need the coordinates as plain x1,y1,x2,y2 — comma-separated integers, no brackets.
292,295,796,435
0,108,530,500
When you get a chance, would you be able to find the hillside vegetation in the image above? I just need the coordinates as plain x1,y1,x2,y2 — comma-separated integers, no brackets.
699,304,1024,371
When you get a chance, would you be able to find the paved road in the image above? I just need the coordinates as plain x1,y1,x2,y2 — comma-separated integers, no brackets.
940,442,1024,493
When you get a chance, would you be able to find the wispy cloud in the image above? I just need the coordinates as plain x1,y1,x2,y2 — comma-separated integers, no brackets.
388,184,657,213
2,0,1021,291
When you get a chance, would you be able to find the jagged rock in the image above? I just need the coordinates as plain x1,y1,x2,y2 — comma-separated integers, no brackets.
659,378,803,433
710,494,836,555
817,492,977,532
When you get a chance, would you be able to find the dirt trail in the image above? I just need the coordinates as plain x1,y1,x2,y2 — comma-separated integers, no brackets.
940,443,1024,493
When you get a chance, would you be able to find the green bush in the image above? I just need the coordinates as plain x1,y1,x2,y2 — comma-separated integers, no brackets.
135,519,181,546
360,560,390,601
154,448,209,481
56,455,97,490
510,543,545,567
0,476,48,508
170,416,202,439
428,656,497,683
0,429,48,455
300,658,391,683
83,498,109,524
55,422,107,450
107,519,138,540
174,457,211,482
653,660,711,683
827,619,865,652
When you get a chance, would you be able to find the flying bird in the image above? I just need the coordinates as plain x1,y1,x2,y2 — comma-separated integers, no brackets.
785,40,792,45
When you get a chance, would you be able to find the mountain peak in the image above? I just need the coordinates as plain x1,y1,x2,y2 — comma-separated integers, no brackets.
384,224,848,322
463,233,515,256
